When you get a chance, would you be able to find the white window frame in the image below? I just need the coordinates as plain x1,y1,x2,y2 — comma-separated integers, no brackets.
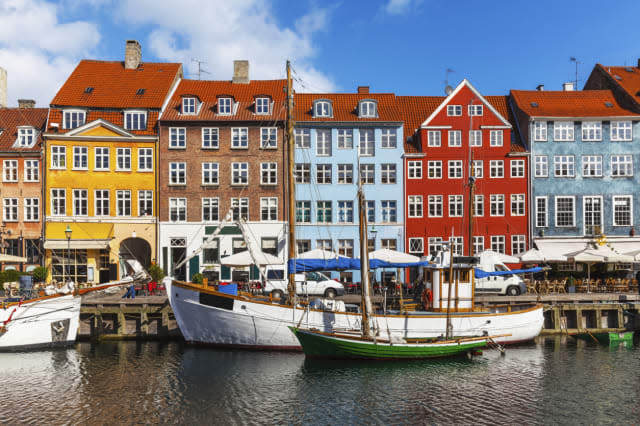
490,235,506,254
472,236,484,255
490,130,503,147
554,155,575,177
583,196,603,235
381,128,397,148
448,160,462,179
16,126,35,147
137,148,153,172
613,195,633,226
202,128,219,149
94,147,109,171
610,121,632,141
314,101,332,118
427,161,442,179
359,101,377,118
3,160,18,182
72,189,88,216
490,194,505,217
261,162,277,185
611,155,633,177
408,161,422,179
255,97,270,115
359,163,374,185
468,104,483,116
511,235,526,256
510,159,525,178
427,130,441,147
169,198,187,222
169,162,186,185
316,129,332,156
380,163,396,184
489,160,504,178
533,121,547,141
582,155,602,177
63,109,86,129
50,146,66,169
511,193,525,216
218,97,232,115
202,162,219,186
535,196,547,228
295,128,310,148
448,130,461,147
553,121,574,142
202,197,219,222
182,97,196,115
534,156,548,177
555,196,576,227
581,121,602,141
428,237,443,256
474,194,484,217
359,129,375,156
138,190,153,216
2,198,18,222
124,110,147,130
408,195,423,218
260,127,277,149
447,105,462,116
24,197,39,222
116,190,131,216
51,188,66,216
231,127,248,149
472,160,483,178
94,190,110,216
231,162,249,186
24,159,39,182
72,146,88,170
448,195,463,217
337,129,353,149
231,197,249,221
381,200,397,223
408,237,424,254
337,201,354,224
337,164,353,184
428,195,442,218
260,197,278,222
169,127,186,149
469,130,482,147
116,148,131,171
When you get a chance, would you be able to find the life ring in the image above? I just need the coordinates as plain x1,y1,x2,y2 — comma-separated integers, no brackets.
421,288,433,310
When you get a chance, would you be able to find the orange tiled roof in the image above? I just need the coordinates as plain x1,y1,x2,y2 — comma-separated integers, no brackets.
396,96,442,153
0,108,48,152
595,65,640,102
510,89,636,118
161,79,287,122
294,93,402,122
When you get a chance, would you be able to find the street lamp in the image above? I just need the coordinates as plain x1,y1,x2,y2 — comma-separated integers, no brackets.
369,225,378,250
65,225,72,284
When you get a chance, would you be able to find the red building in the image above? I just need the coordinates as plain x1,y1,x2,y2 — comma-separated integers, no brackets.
399,80,528,260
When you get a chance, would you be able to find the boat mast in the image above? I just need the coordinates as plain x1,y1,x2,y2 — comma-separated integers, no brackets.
467,151,475,257
445,229,454,339
358,187,373,338
286,60,297,306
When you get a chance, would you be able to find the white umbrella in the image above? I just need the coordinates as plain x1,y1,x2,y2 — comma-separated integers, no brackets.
0,254,27,263
220,250,281,267
297,248,347,260
518,248,549,263
479,250,519,264
368,248,420,263
566,245,635,292
623,248,640,261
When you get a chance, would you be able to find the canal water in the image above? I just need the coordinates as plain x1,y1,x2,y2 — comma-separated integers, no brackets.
2,337,639,425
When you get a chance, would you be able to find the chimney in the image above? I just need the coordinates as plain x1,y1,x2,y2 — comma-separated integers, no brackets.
18,99,35,109
0,67,6,108
232,60,249,84
637,58,640,68
536,84,544,91
562,82,574,91
358,86,370,94
124,40,142,70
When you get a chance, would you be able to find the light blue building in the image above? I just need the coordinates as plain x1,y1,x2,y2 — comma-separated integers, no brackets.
293,90,405,284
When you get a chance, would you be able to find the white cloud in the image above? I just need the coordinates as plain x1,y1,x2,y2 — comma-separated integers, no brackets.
384,0,420,15
117,0,337,92
0,0,101,106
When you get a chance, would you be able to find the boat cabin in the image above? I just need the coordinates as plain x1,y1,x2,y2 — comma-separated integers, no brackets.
424,256,477,313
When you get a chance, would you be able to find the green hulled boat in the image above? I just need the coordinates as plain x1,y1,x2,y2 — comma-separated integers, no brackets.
572,331,634,345
289,327,491,360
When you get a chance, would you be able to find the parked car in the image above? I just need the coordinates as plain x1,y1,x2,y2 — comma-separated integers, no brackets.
262,266,345,298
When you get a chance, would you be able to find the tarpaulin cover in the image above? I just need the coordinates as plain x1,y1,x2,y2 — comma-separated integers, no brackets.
217,282,238,296
287,258,431,273
474,266,543,279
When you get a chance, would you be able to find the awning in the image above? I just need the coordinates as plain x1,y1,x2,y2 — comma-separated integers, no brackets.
44,239,111,250
533,240,588,261
45,222,114,240
0,254,27,263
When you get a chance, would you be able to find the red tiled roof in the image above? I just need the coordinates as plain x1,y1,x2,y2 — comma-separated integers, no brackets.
510,89,636,118
47,109,160,135
0,108,48,152
161,79,287,122
595,65,640,103
396,96,442,153
294,93,403,122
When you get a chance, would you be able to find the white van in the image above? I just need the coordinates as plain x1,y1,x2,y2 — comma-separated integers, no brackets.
474,253,526,296
262,266,345,298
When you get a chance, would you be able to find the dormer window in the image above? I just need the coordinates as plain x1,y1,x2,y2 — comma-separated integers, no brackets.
256,97,270,115
313,100,332,118
359,100,377,118
182,97,197,115
16,126,35,147
124,111,147,130
63,110,86,129
218,97,232,115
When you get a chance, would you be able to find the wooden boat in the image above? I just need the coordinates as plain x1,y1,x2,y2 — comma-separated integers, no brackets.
571,331,634,345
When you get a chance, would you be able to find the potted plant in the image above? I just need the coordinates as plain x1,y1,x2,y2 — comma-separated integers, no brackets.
32,266,49,284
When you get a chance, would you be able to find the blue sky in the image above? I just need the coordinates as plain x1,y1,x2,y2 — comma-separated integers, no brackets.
1,0,639,106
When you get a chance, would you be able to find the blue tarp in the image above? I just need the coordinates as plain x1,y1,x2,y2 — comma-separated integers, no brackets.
474,266,543,279
287,258,431,273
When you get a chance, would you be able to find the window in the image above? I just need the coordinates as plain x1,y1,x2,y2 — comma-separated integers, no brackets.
491,236,505,254
583,196,602,235
169,198,186,222
262,238,278,256
408,195,423,217
511,194,525,216
510,159,525,178
231,162,248,185
116,148,131,170
3,160,17,182
316,129,332,156
182,97,196,114
260,127,277,149
553,122,574,141
428,237,443,256
613,196,632,226
428,161,442,178
124,111,146,130
380,164,396,184
169,162,186,185
473,236,484,255
474,194,484,217
468,104,483,116
449,195,463,217
452,237,464,256
317,201,332,223
51,146,66,169
169,128,186,148
428,195,442,217
232,238,247,254
63,110,85,129
448,130,462,147
95,147,109,170
469,130,482,147
611,121,632,141
359,164,374,184
51,189,66,216
359,129,375,156
582,155,602,177
231,128,248,149
116,190,131,216
203,238,220,264
315,164,332,184
202,128,219,148
295,163,310,183
3,198,17,221
334,239,353,258
260,197,278,221
427,130,441,147
138,190,153,216
296,201,311,223
218,97,232,115
611,155,633,177
555,196,575,227
17,127,35,147
24,198,39,222
138,148,153,171
256,97,270,114
408,161,422,179
337,201,354,223
24,160,39,182
554,155,575,177
95,190,109,216
359,101,377,117
296,240,311,255
533,121,547,141
381,200,396,223
73,189,88,216
202,162,219,185
490,194,505,216
295,128,310,148
534,156,548,177
535,197,547,227
337,164,353,184
490,130,503,146
72,146,88,170
381,129,397,148
409,238,424,254
448,160,463,178
490,160,504,178
261,162,277,185
472,160,483,178
231,198,249,221
337,129,353,149
447,105,462,116
582,121,602,141
314,101,332,117
366,201,375,223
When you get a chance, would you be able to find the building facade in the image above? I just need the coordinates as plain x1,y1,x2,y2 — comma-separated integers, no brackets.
157,61,287,282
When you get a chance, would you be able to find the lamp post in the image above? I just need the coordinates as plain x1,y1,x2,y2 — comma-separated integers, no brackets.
65,225,72,284
369,225,378,251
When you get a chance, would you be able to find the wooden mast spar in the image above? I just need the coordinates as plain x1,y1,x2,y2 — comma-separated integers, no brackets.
286,61,297,306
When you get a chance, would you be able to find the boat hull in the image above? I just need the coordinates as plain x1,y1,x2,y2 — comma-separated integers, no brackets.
571,331,634,345
168,280,544,350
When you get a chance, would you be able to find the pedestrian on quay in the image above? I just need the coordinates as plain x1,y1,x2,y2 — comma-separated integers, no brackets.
121,284,136,299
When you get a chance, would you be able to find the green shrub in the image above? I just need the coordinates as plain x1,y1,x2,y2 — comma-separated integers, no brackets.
0,269,21,284
149,264,165,283
32,266,49,283
192,273,204,284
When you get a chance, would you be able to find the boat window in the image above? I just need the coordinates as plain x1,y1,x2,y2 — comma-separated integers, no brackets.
459,270,470,282
267,269,284,279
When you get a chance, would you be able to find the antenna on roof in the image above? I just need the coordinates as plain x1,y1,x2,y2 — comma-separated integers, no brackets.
569,57,582,90
191,59,210,80
444,68,455,95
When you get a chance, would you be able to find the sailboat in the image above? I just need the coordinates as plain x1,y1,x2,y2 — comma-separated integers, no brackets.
165,61,544,350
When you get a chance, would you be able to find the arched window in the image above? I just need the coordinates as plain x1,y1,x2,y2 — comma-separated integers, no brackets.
359,100,377,118
313,100,332,118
